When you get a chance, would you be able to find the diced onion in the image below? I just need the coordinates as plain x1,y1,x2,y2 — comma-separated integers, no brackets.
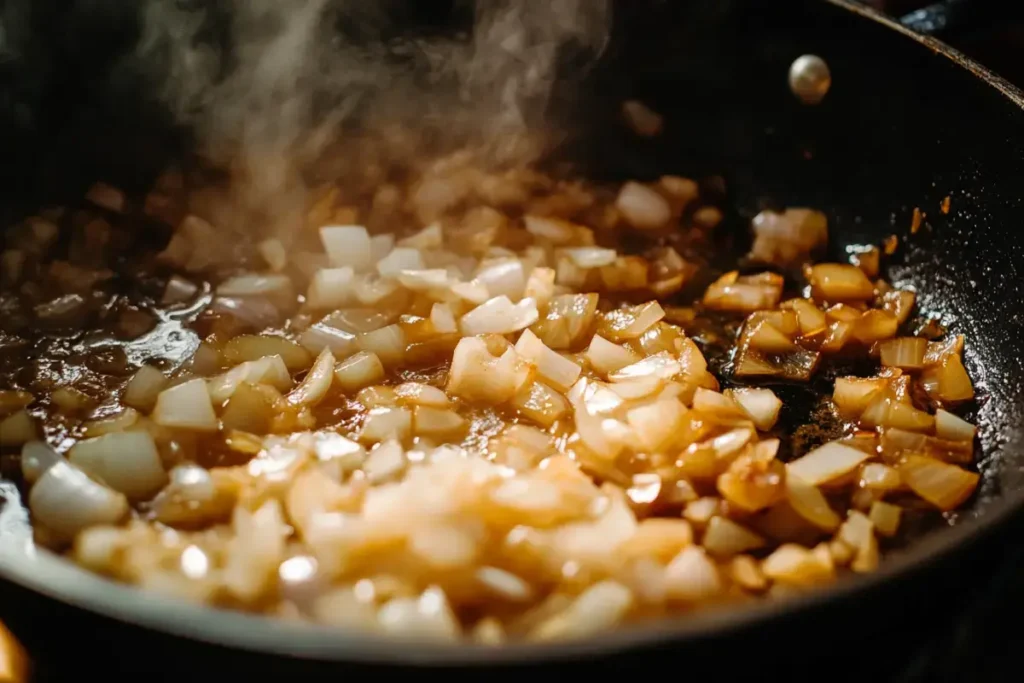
68,431,167,499
562,247,617,269
868,501,901,537
935,409,977,442
879,337,927,370
524,215,576,244
921,355,974,404
286,348,335,406
609,351,681,382
398,223,443,250
430,303,458,334
899,455,979,511
21,440,62,484
727,388,782,431
511,381,570,428
334,352,385,393
447,338,519,404
475,259,526,301
762,544,834,585
616,182,671,230
626,399,686,453
413,406,467,437
123,366,169,411
223,335,311,371
377,247,425,277
152,379,219,431
208,355,292,404
360,407,412,444
299,322,359,358
0,410,38,446
398,269,451,291
217,274,292,298
702,516,765,557
664,546,721,600
460,296,539,336
586,335,641,376
785,474,841,531
786,441,872,485
357,325,406,367
598,302,665,342
807,263,875,301
832,377,886,419
515,329,581,391
307,267,356,309
29,460,129,541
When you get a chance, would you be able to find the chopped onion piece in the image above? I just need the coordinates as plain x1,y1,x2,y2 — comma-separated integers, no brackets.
833,377,886,419
664,546,721,600
511,381,570,428
626,399,686,453
586,335,641,376
123,366,169,411
703,516,765,557
524,215,576,244
935,409,976,442
787,441,872,485
921,355,974,404
396,383,450,408
320,226,372,270
29,461,129,541
286,348,335,406
598,302,665,342
785,475,841,531
609,351,681,382
306,267,356,309
447,337,519,404
726,388,782,431
413,406,467,437
563,247,617,269
515,329,581,391
360,407,412,444
762,544,834,585
398,269,451,291
299,322,358,358
746,320,797,353
837,511,878,573
21,441,62,484
475,259,526,301
223,335,311,371
334,352,385,393
0,410,37,446
217,274,292,298
357,325,406,367
377,247,425,277
879,337,927,370
860,463,902,491
899,455,979,511
398,223,443,250
807,263,875,301
460,296,539,336
868,501,901,537
152,379,218,431
430,303,458,334
68,431,167,499
703,271,783,313
616,182,671,230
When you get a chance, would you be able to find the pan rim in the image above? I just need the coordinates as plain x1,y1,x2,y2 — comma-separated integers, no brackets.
2,0,1024,667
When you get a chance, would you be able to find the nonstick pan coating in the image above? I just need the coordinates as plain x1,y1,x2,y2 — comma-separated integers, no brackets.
1,0,1023,677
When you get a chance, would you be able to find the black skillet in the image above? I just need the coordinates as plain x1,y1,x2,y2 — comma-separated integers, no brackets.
2,0,1024,679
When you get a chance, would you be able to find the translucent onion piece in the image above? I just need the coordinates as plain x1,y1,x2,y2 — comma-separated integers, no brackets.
598,302,665,342
785,474,841,531
626,399,686,453
363,440,408,483
515,329,581,391
524,215,576,244
398,269,451,291
357,325,406,367
833,377,886,419
286,348,335,406
921,355,974,404
899,455,980,511
152,378,219,431
395,383,450,408
879,337,927,370
29,460,129,541
299,321,359,358
702,516,766,557
533,581,634,640
475,259,526,301
217,274,292,298
306,267,356,310
123,366,169,412
0,410,37,446
68,430,168,499
460,296,539,336
223,335,312,371
208,355,292,404
397,223,443,250
447,337,519,404
935,409,977,442
360,407,412,444
586,335,641,377
727,388,782,431
334,352,385,393
377,247,425,277
664,546,721,600
609,351,681,382
413,406,467,437
430,303,458,334
807,263,875,301
868,501,901,537
762,544,834,585
511,381,570,428
703,271,783,313
786,441,872,485
562,247,617,269
616,182,671,230
21,440,62,484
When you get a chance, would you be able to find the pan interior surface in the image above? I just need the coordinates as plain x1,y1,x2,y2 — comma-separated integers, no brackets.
1,0,1024,666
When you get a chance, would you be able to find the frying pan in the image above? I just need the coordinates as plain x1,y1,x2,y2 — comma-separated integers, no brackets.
2,0,1024,678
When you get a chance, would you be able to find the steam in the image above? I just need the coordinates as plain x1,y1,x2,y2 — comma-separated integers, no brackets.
137,0,611,181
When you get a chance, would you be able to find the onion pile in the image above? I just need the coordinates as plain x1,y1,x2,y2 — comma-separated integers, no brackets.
0,158,982,644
